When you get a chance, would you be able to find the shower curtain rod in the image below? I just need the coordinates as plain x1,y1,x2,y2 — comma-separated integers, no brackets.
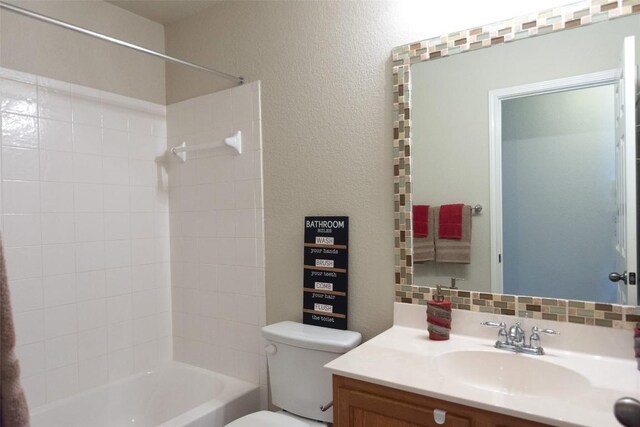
0,1,244,85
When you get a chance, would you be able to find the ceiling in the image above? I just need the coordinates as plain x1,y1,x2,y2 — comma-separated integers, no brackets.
106,0,220,25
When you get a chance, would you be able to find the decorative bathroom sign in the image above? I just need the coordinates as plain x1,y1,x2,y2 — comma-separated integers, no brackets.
303,216,349,330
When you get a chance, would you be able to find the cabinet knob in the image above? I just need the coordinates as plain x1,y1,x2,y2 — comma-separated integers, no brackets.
433,409,447,425
265,344,277,355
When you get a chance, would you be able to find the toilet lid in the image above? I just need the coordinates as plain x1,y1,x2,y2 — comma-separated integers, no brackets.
226,411,326,427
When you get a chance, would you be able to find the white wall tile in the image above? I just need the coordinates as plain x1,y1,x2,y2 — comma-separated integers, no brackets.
102,105,128,131
22,374,46,409
78,327,107,361
234,180,255,209
16,342,46,378
44,304,77,339
76,270,106,301
78,299,107,331
131,264,154,292
133,315,157,344
39,119,72,152
73,153,103,184
43,274,76,308
130,160,154,186
40,182,73,213
41,213,75,244
105,240,131,268
72,124,102,155
132,290,156,319
1,79,37,116
108,347,133,380
106,267,132,297
130,187,156,212
45,334,78,370
74,183,103,212
4,246,42,281
38,89,72,122
133,340,159,371
102,157,129,185
102,129,129,158
40,150,73,182
132,238,155,265
14,310,44,346
103,185,130,212
78,355,108,391
104,213,131,240
107,294,132,324
4,180,40,213
72,97,102,127
75,213,105,242
75,241,105,272
131,213,155,239
3,214,41,246
42,244,76,276
2,113,38,148
213,182,235,210
9,277,43,313
46,364,79,402
2,147,39,180
107,321,132,352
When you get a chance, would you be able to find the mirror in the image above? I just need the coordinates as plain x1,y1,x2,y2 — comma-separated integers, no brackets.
394,5,640,306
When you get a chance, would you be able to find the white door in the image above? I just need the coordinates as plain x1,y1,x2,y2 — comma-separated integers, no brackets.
612,36,637,305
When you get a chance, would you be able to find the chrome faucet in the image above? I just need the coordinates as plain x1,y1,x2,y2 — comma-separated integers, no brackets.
481,321,559,355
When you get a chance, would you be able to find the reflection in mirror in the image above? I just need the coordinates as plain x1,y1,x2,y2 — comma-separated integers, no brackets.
410,13,640,304
501,85,616,303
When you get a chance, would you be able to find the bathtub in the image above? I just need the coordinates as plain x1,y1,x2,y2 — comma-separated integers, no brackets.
30,362,260,427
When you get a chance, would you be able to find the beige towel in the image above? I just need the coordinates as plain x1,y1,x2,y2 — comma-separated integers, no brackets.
435,205,472,263
413,206,435,263
0,236,30,427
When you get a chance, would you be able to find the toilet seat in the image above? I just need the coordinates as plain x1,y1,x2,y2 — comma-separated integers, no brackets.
226,410,328,427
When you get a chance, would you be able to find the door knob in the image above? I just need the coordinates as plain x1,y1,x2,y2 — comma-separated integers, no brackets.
609,271,628,284
614,397,640,427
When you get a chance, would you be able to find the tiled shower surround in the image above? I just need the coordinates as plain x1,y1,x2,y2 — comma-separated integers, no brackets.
167,82,267,407
1,69,266,409
0,68,172,407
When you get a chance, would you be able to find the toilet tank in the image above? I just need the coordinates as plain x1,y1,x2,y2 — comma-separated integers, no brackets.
262,321,362,423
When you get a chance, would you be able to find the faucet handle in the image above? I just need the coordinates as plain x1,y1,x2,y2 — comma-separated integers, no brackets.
480,321,506,328
481,321,508,344
529,326,559,353
531,326,559,335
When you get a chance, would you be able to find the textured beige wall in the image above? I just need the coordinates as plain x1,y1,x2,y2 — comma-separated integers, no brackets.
164,0,565,340
0,0,165,104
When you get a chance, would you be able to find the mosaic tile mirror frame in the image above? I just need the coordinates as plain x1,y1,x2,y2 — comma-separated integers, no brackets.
392,0,640,329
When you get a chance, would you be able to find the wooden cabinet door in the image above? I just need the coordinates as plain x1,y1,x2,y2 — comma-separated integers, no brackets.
333,375,550,427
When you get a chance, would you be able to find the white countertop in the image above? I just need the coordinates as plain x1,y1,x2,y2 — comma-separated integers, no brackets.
325,304,640,427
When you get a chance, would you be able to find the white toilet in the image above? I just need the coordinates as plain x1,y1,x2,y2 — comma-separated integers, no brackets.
226,321,362,426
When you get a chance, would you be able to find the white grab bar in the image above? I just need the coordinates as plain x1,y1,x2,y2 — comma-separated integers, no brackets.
171,131,242,162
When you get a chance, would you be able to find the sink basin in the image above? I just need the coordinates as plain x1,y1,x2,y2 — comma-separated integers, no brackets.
434,350,591,399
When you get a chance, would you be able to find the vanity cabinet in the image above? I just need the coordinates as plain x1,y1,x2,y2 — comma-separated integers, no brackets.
333,375,550,427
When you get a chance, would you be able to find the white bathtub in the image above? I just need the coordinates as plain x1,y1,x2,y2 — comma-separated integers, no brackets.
30,362,260,427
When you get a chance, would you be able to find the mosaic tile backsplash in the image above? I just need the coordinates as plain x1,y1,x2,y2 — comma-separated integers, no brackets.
397,286,640,330
392,0,640,330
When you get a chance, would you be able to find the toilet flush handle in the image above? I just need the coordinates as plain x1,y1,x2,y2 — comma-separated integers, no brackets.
265,344,277,355
320,401,333,412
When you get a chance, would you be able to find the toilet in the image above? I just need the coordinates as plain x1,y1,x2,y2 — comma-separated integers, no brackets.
226,321,362,426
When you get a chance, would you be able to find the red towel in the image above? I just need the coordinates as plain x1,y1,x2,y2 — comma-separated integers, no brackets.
413,205,429,237
439,204,464,239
